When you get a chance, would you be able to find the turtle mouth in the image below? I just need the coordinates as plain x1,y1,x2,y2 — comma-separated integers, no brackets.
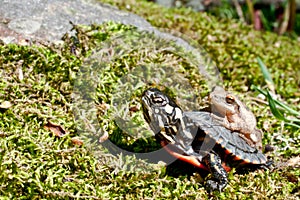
141,94,151,110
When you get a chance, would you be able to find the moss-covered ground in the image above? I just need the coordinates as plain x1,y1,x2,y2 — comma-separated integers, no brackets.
0,0,299,199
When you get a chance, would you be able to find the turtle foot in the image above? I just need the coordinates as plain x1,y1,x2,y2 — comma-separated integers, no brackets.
206,180,226,192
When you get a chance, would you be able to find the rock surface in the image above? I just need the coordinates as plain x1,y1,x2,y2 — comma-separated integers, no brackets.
0,0,156,44
0,0,196,52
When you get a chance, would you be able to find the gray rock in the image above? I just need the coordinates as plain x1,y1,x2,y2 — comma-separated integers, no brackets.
0,0,156,43
8,18,41,35
0,0,200,53
0,0,212,79
156,0,174,7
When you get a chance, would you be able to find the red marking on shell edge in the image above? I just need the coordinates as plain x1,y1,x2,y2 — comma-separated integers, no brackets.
160,141,232,172
224,148,232,155
217,138,223,144
251,160,260,165
233,155,242,161
241,159,251,165
160,141,209,171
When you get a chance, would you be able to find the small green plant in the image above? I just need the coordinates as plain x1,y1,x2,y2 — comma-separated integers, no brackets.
253,57,300,128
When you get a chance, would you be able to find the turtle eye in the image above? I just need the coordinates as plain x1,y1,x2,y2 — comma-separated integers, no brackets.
225,95,235,104
144,88,168,106
150,94,168,106
152,97,164,103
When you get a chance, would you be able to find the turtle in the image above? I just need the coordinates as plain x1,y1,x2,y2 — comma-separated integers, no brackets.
141,88,271,191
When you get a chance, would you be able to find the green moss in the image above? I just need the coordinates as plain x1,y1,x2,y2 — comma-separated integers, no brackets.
102,0,300,95
0,1,299,199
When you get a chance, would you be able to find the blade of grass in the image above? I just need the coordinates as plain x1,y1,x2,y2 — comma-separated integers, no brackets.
232,0,245,23
278,0,290,35
266,90,286,121
274,99,300,117
284,122,300,129
253,86,300,116
253,86,300,128
245,0,255,27
288,0,296,32
257,57,275,92
259,10,272,31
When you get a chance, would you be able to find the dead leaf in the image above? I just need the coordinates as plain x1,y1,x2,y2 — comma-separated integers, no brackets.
129,106,139,112
97,103,110,114
99,131,109,143
44,121,67,137
71,137,84,146
0,101,12,109
285,172,298,183
0,131,6,137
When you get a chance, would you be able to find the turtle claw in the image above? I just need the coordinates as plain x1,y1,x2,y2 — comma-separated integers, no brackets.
206,180,225,192
260,159,274,170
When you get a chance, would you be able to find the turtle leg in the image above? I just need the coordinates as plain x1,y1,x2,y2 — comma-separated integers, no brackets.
203,151,228,191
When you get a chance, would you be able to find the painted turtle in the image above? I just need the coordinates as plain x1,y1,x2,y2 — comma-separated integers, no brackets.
141,88,270,191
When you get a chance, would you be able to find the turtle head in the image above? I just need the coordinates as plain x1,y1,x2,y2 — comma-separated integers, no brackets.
141,88,183,135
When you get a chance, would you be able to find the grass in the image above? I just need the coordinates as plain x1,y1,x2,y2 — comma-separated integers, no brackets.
254,57,300,129
0,0,299,199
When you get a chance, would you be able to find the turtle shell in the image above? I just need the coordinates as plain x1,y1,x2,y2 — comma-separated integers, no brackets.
183,111,267,166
